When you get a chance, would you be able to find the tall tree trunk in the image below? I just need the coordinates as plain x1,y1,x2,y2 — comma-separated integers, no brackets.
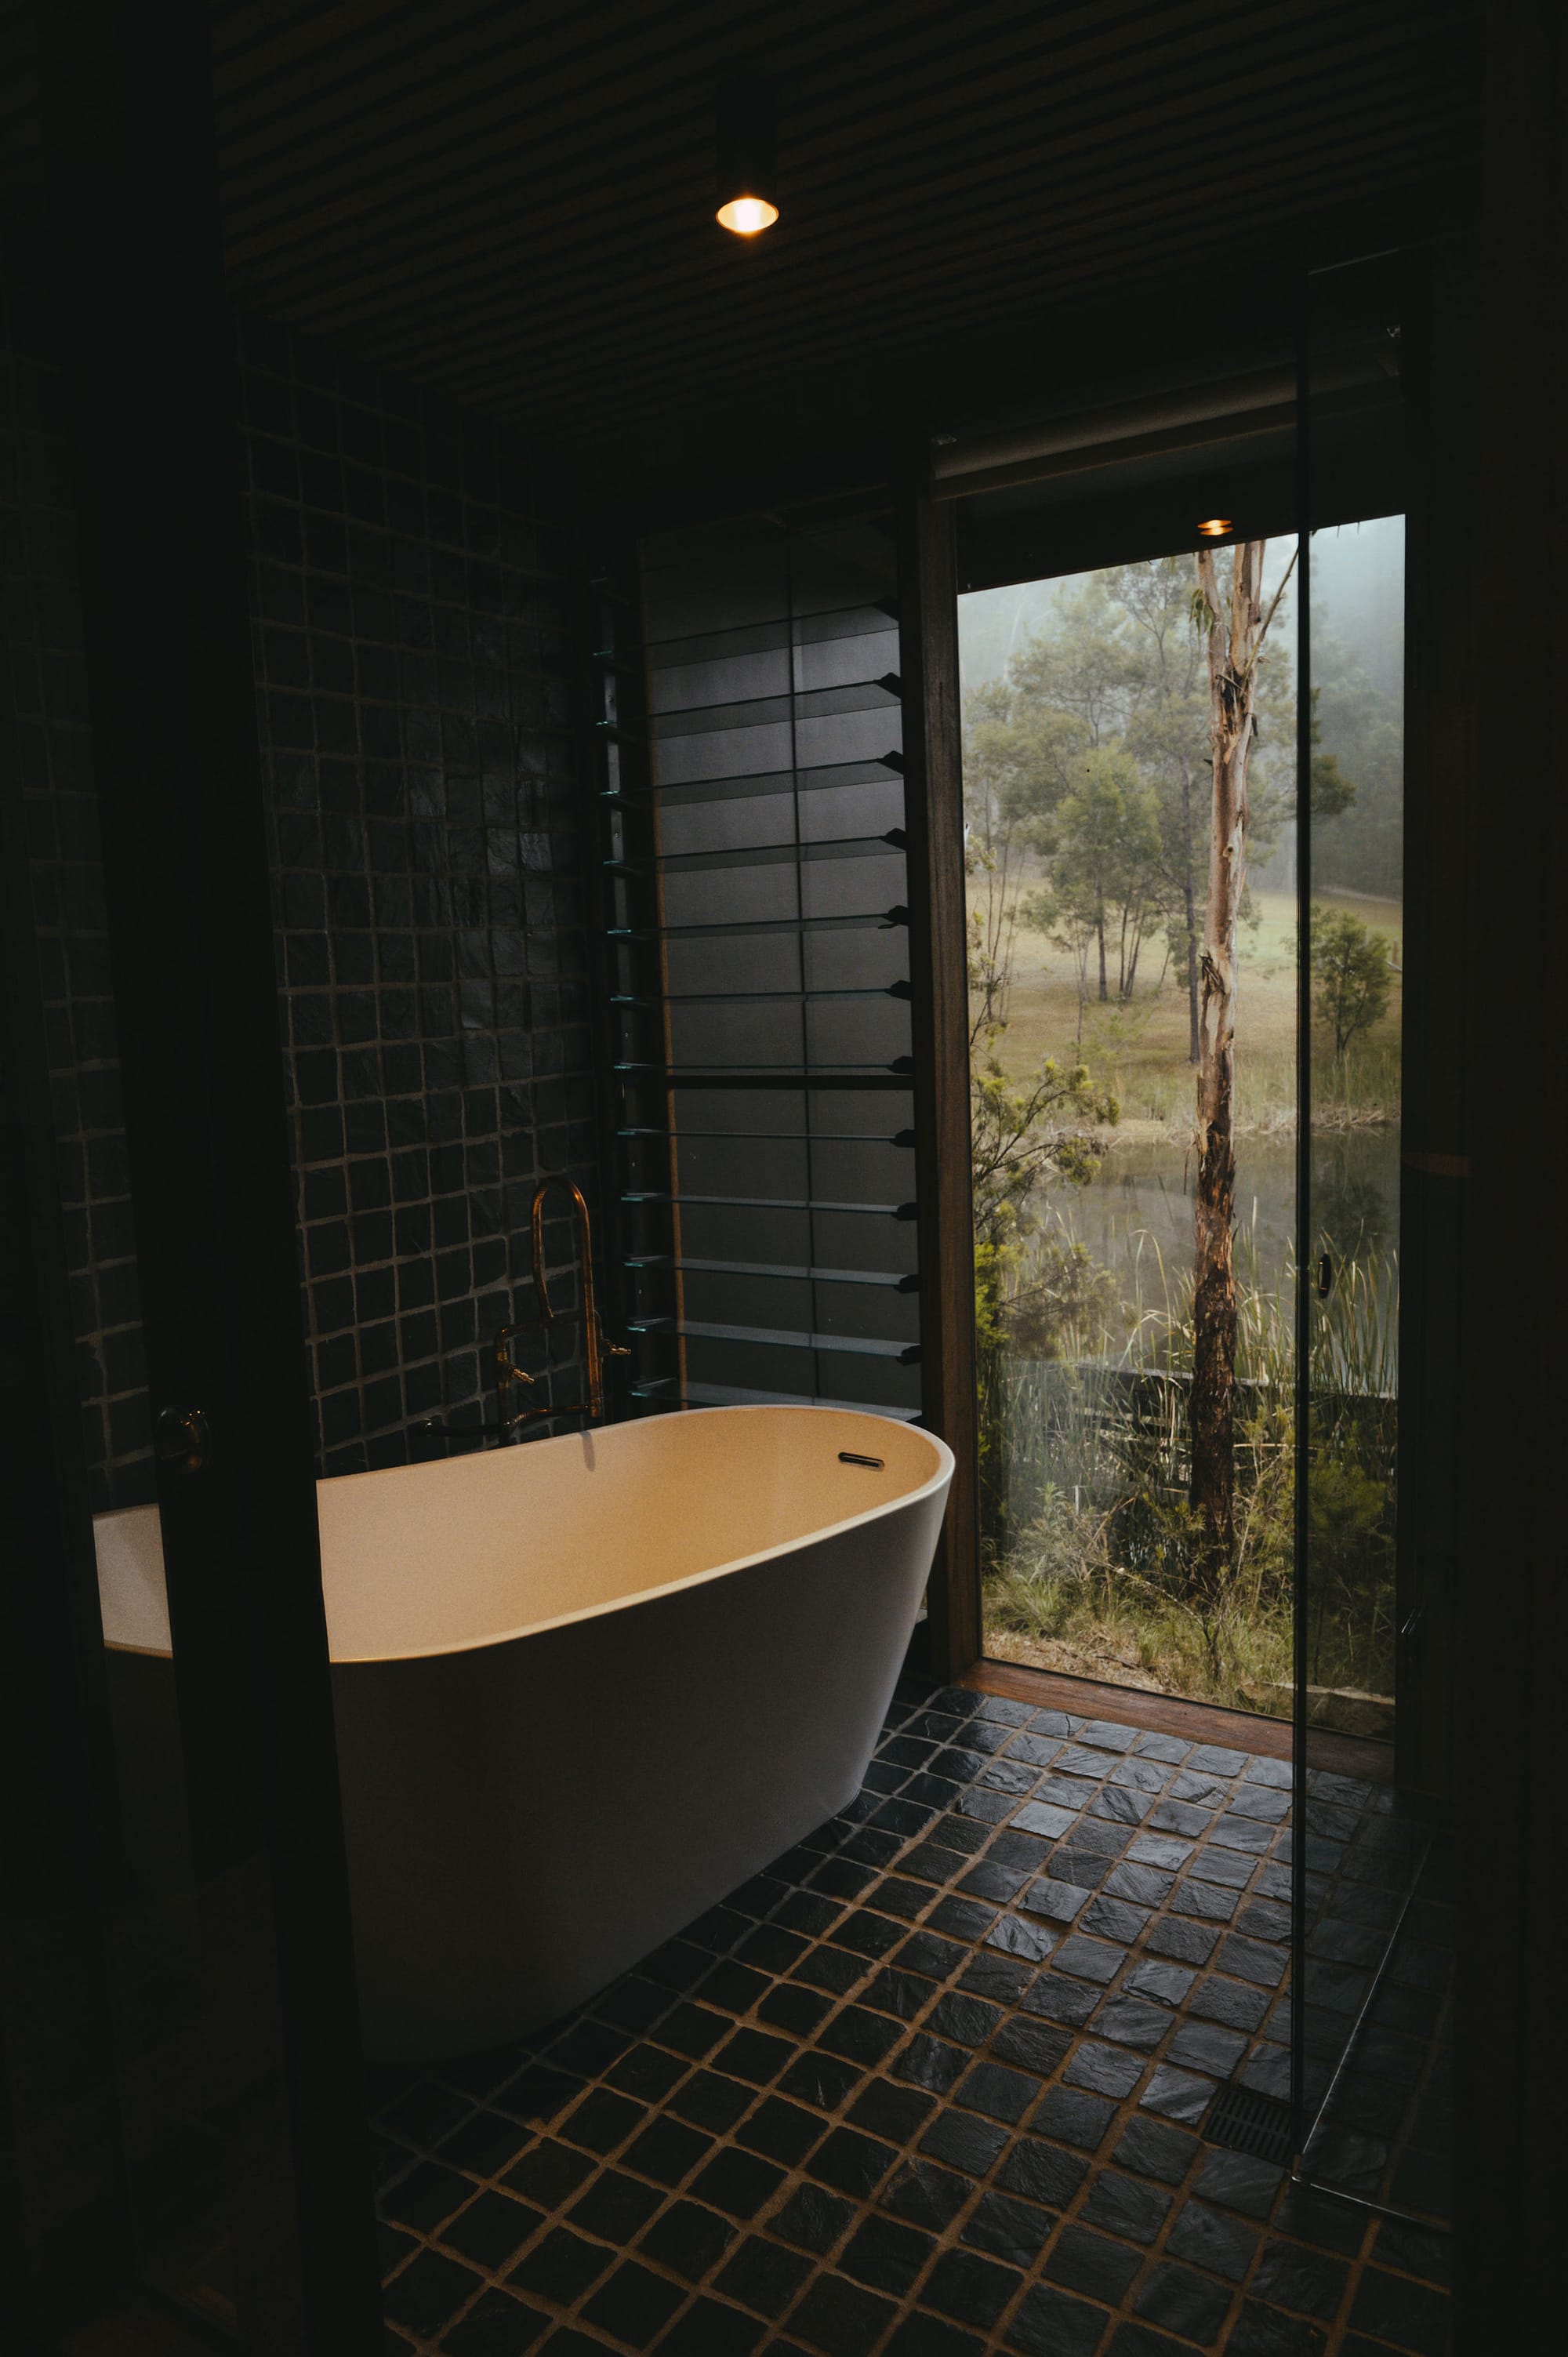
1189,540,1265,1586
1181,761,1200,1063
1174,754,1197,1060
1096,910,1108,1001
1184,887,1200,1059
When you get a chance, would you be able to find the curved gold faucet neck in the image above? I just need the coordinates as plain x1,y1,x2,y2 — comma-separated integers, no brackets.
530,1178,603,1420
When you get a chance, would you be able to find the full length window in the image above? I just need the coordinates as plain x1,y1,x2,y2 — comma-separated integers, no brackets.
959,521,1403,1734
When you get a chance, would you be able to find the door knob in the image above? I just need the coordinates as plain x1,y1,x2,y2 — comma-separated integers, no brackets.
155,1405,211,1473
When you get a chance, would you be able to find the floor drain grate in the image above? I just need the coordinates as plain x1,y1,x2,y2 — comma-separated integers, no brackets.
1203,2085,1295,2163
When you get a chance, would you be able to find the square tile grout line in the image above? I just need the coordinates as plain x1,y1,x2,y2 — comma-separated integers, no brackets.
372,1677,1451,2357
372,1697,1452,2357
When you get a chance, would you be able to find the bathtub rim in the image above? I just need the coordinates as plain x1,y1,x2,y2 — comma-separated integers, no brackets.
95,1404,953,1669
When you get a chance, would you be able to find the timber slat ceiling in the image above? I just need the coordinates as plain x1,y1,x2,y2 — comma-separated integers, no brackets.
5,1,1484,483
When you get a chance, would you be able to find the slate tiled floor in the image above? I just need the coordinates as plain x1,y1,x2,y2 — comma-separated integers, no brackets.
374,1680,1451,2355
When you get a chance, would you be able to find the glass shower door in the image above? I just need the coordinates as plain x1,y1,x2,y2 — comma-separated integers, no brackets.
1292,251,1453,2232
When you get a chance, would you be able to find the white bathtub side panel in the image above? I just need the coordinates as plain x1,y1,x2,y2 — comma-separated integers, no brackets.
93,1502,171,1654
332,1481,947,2061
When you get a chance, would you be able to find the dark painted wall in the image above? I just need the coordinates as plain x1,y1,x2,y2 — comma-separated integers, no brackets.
3,308,597,1506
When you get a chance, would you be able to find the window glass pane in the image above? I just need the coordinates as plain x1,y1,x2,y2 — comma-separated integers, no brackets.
960,542,1306,1717
1295,260,1450,2232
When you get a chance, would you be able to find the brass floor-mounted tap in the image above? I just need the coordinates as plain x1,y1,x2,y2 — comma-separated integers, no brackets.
525,1176,630,1425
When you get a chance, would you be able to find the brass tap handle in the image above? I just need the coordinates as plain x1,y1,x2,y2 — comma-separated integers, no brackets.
494,1322,536,1436
494,1326,535,1384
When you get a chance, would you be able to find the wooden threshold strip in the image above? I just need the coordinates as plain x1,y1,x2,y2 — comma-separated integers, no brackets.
963,1657,1394,1785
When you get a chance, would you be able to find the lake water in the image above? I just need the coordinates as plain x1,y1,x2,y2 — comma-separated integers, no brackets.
1037,1124,1401,1364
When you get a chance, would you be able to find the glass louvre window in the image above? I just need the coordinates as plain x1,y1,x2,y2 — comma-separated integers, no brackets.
593,516,923,1419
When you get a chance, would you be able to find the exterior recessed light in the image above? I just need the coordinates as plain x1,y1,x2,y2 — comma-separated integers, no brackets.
1198,518,1234,538
717,74,779,238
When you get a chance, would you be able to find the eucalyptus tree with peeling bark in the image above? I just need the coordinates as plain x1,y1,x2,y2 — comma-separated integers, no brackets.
1189,539,1294,1584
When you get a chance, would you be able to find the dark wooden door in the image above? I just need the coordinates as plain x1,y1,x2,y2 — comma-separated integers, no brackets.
0,4,382,2348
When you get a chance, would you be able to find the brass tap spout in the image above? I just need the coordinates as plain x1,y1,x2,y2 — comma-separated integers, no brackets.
529,1178,630,1423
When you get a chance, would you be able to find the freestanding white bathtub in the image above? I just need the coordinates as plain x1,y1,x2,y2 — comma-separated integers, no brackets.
94,1405,953,2061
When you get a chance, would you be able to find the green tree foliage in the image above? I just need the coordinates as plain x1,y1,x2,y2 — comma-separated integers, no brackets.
1308,692,1358,821
970,1044,1114,1258
1015,750,1165,1032
1310,904,1395,1056
1000,1238,1120,1360
969,1025,1117,1549
965,801,1119,1286
967,793,1120,1541
963,556,1324,1060
1308,623,1403,898
1054,750,1164,1001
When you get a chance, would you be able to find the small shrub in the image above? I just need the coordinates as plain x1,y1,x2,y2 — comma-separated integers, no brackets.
980,1221,1398,1716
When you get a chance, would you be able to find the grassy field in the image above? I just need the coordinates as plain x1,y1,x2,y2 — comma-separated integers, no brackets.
983,884,1403,1129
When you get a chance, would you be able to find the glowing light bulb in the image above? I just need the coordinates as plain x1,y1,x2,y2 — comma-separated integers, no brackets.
1197,518,1234,538
716,194,780,237
716,77,778,238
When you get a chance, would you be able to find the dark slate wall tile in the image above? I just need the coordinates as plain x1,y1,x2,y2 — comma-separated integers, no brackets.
2,329,155,1512
247,319,595,1468
5,305,593,1503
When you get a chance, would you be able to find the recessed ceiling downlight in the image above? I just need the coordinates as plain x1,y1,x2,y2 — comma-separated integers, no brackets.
717,194,779,237
717,74,778,238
